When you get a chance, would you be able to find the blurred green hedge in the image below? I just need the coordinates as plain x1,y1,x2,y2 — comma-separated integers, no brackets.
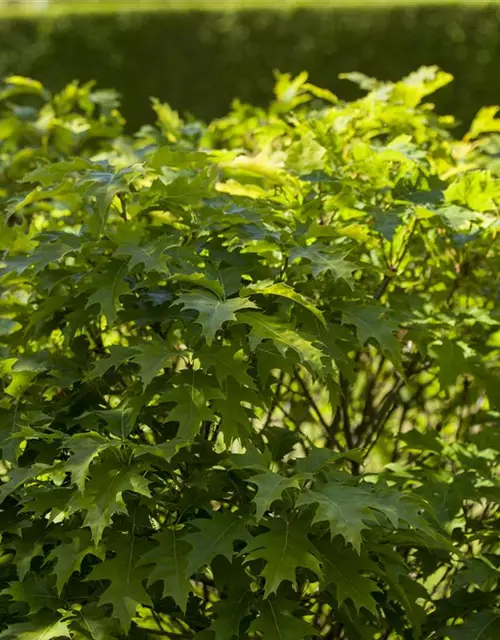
1,4,500,131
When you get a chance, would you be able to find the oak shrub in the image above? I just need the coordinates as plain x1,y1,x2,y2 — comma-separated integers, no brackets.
0,68,499,639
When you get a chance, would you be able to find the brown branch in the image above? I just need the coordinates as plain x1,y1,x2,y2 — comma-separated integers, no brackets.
355,356,386,444
391,401,410,463
362,377,406,459
263,370,285,430
295,368,342,450
339,374,353,450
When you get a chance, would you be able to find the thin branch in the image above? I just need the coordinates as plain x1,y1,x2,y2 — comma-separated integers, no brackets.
374,273,392,301
118,193,129,221
362,377,405,459
329,404,343,450
295,368,342,450
339,374,353,450
391,401,410,463
456,376,472,443
356,356,386,443
263,370,286,430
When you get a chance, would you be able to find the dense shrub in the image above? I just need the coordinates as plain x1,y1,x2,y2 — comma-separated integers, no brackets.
0,68,499,639
1,4,500,131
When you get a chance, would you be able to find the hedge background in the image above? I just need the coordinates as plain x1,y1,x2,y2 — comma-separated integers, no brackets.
1,3,500,131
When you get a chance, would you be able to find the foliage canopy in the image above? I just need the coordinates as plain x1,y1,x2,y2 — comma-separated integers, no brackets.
0,68,499,639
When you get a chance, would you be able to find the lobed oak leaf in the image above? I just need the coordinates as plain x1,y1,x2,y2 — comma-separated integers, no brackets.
247,470,301,519
296,483,379,552
197,344,255,388
174,291,258,345
0,616,72,640
240,280,326,326
131,339,184,387
46,531,103,594
244,518,322,597
85,261,129,326
86,345,138,380
341,303,402,370
161,384,219,442
63,432,113,492
248,597,317,639
237,311,324,374
138,529,192,610
68,462,151,543
315,538,381,615
85,536,152,632
184,511,250,577
291,244,356,284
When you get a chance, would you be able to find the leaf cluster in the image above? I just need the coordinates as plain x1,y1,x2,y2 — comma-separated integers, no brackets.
0,69,499,639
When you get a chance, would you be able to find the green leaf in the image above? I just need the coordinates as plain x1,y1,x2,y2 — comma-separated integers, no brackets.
175,291,258,345
85,261,129,326
4,371,37,399
296,447,363,476
433,338,469,388
380,556,428,636
168,272,225,298
2,573,61,615
446,612,500,640
86,536,152,632
70,604,121,640
63,433,112,492
315,538,380,615
287,130,327,175
152,167,215,205
1,68,495,639
241,280,326,326
0,318,21,336
341,303,402,369
296,483,379,552
46,532,102,594
237,312,324,373
467,105,500,141
21,157,95,186
78,168,131,230
197,344,255,389
161,383,219,442
132,438,184,464
444,171,500,212
0,616,72,640
5,535,42,581
438,205,481,231
0,465,49,506
291,245,356,284
206,591,253,640
245,519,322,597
452,557,500,594
114,239,170,274
211,378,255,444
149,147,210,172
247,597,317,639
4,238,77,275
69,463,151,543
86,345,138,380
184,511,249,576
93,407,135,439
138,529,192,610
372,209,404,240
131,339,182,387
247,470,301,519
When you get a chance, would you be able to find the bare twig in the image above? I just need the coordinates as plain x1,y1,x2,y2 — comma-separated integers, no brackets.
362,377,406,459
295,367,342,450
339,374,353,449
263,370,285,430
